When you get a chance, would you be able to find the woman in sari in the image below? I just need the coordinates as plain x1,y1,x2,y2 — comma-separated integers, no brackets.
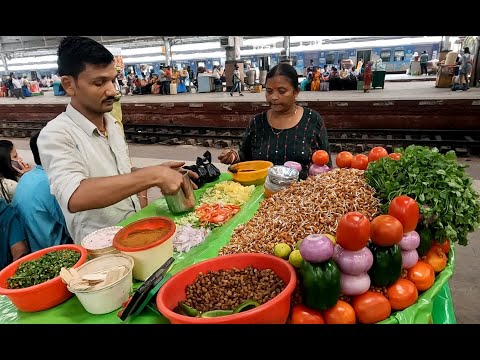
310,68,321,91
363,61,373,93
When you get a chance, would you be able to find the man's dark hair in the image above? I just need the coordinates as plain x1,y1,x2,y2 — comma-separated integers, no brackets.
29,131,41,166
57,36,114,78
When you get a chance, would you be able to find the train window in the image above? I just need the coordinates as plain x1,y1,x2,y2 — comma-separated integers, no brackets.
380,50,391,62
394,50,405,61
338,53,348,62
326,53,336,64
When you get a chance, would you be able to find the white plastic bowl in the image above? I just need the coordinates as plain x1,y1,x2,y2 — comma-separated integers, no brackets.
81,226,123,259
67,254,134,315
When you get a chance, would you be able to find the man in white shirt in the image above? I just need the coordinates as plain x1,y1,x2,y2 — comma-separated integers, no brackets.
11,76,25,99
38,36,197,243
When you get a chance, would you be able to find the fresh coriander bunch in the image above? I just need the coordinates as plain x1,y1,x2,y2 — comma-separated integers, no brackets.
365,145,480,246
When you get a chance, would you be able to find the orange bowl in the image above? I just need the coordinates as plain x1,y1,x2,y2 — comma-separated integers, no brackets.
156,253,297,324
113,217,176,281
229,160,273,186
0,244,88,312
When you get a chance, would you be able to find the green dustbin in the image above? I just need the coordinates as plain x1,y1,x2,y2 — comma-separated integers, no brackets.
372,71,386,89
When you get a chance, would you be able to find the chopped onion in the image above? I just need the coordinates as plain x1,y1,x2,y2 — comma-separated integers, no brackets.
401,249,419,269
284,161,302,172
299,234,334,263
332,244,373,275
309,164,330,176
399,231,420,251
172,225,209,253
340,272,371,296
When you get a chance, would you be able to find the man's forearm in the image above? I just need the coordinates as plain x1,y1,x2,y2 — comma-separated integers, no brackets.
68,167,160,213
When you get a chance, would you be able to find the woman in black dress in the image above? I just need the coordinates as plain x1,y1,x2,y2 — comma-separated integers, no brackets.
218,63,332,179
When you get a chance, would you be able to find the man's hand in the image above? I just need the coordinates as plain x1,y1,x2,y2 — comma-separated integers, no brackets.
160,161,199,190
155,166,185,195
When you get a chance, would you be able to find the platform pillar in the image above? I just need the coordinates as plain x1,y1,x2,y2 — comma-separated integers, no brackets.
225,37,244,91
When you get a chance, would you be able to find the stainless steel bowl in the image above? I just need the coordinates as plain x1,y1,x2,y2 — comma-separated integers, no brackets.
267,165,300,186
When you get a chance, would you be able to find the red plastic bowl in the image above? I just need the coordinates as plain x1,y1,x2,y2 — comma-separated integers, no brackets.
0,244,88,312
156,253,297,324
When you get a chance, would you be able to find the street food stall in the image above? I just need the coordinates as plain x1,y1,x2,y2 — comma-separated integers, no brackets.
1,144,473,324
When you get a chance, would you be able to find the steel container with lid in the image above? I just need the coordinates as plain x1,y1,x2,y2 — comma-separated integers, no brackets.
164,170,196,214
264,165,299,198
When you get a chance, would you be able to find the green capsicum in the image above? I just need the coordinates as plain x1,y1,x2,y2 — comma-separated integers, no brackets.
300,259,341,311
368,243,402,287
416,226,433,257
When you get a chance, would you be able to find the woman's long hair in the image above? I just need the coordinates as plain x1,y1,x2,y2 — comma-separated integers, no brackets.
0,140,20,181
0,141,20,203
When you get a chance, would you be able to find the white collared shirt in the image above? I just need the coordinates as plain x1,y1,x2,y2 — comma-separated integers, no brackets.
38,103,141,244
12,78,22,89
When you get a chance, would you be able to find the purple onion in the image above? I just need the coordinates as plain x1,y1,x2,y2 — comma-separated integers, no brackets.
299,234,334,263
284,161,302,172
333,244,373,275
399,231,421,251
309,164,330,176
401,249,419,269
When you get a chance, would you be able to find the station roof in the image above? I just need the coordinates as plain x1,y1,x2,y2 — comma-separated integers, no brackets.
0,36,269,58
0,36,424,59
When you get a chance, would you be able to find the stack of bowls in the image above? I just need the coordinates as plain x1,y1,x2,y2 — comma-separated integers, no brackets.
81,226,123,259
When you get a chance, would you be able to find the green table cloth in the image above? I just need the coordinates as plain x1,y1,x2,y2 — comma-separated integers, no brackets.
0,173,456,324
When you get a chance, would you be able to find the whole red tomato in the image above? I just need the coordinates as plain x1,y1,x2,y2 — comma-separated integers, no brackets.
370,215,404,247
368,147,388,162
290,304,325,324
388,153,402,161
352,291,391,324
323,300,356,324
433,239,450,254
336,151,353,168
388,195,419,233
407,260,435,291
387,279,418,310
336,212,371,251
351,154,369,170
312,150,329,166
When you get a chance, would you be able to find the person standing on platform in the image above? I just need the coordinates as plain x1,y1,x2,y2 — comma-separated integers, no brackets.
363,61,373,93
11,75,25,99
230,64,243,96
420,50,429,76
37,36,198,244
458,47,472,90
